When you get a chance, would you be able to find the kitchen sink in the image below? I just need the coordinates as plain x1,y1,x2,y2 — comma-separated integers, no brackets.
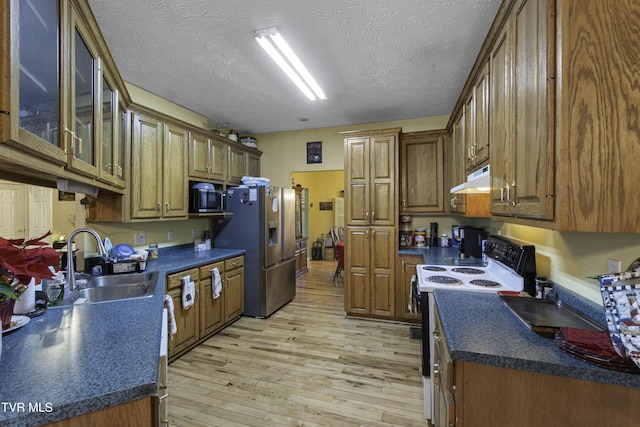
55,271,159,306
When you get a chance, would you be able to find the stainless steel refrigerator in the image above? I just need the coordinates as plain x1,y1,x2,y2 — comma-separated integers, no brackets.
215,186,296,317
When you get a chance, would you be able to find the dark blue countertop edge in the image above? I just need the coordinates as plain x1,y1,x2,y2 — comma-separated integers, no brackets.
0,247,245,427
434,289,640,389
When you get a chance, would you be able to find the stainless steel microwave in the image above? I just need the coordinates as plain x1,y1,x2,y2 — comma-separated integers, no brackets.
189,183,225,213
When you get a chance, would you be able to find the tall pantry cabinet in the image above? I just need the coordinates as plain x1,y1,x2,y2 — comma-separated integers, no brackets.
341,128,399,318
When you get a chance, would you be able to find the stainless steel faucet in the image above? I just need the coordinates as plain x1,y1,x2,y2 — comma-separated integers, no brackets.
66,228,109,291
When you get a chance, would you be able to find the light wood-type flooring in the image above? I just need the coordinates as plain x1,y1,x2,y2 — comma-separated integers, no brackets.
167,260,426,427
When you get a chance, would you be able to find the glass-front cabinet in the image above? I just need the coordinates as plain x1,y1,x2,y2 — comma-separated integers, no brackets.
1,0,129,190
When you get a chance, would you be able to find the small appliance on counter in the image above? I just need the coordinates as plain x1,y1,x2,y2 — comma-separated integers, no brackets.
459,227,486,259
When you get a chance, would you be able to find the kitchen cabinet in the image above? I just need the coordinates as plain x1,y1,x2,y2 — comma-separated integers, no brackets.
0,0,129,192
199,261,225,337
400,130,446,214
246,149,261,177
433,308,455,427
434,301,640,427
343,128,398,226
294,238,308,277
167,255,245,361
47,397,154,427
224,255,244,322
189,132,227,182
342,128,398,319
130,111,189,220
344,226,395,318
448,114,466,215
395,254,422,322
228,144,247,184
464,61,490,173
489,0,555,221
166,268,200,358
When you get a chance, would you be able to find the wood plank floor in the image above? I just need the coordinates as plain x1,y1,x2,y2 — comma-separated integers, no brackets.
167,260,426,427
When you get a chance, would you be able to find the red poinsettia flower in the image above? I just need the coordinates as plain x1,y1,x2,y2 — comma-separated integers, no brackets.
0,231,60,286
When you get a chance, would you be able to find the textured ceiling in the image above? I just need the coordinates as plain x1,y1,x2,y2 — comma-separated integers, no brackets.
87,0,501,134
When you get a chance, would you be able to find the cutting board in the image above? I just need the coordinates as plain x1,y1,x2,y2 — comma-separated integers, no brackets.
501,296,605,335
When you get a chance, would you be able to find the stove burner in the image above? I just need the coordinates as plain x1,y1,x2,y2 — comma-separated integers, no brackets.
451,267,485,275
469,279,501,288
422,266,447,272
427,275,463,285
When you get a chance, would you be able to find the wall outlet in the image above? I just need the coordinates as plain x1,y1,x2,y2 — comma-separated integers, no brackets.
134,232,146,245
192,228,197,238
608,258,622,274
167,230,174,242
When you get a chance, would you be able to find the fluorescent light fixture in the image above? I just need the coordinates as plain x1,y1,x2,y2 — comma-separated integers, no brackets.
255,27,326,101
450,164,491,194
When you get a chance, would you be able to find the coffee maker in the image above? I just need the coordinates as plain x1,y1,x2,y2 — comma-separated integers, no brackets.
459,227,486,259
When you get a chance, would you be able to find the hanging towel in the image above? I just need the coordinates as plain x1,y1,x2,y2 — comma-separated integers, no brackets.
181,275,195,309
163,294,177,338
212,267,223,299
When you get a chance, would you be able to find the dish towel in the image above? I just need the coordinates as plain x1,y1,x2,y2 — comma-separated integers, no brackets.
212,267,223,299
182,275,195,309
163,294,177,338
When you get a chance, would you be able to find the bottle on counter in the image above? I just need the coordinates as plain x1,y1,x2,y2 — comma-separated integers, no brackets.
148,243,159,260
440,234,450,248
414,228,427,247
430,222,439,247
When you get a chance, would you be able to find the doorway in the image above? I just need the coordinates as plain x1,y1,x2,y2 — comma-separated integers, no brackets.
0,180,53,241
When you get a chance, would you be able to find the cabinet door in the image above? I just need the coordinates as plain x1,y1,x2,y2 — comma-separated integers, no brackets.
163,124,188,218
199,262,225,337
395,255,422,321
209,138,228,182
247,150,261,177
345,138,370,226
370,227,395,317
370,135,396,225
167,287,198,359
225,266,244,322
511,0,554,220
9,0,66,162
67,11,100,178
490,23,513,216
449,115,467,214
401,131,445,213
131,113,163,219
98,73,126,189
474,61,490,166
463,98,475,172
344,227,370,314
188,132,210,179
228,145,246,184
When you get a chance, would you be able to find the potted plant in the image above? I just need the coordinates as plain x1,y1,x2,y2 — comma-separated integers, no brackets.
0,231,60,329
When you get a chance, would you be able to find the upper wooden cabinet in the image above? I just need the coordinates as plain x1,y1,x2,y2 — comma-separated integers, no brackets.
490,0,555,221
343,128,399,226
400,130,446,214
465,61,490,172
188,133,227,182
130,112,188,220
0,0,129,191
227,144,261,185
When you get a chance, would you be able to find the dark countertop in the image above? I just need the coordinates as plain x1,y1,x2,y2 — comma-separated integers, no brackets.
0,246,245,427
433,289,640,389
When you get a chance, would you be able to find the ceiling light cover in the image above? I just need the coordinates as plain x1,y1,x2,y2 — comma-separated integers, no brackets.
255,28,326,101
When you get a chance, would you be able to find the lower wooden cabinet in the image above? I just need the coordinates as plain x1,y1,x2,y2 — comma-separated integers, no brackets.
294,237,308,276
167,255,244,361
344,226,395,318
47,397,154,427
434,305,640,427
224,256,244,322
395,254,422,322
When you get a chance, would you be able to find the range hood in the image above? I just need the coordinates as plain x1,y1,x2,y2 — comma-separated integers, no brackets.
450,164,490,194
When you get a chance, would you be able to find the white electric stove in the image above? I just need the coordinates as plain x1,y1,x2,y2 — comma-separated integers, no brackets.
416,235,536,423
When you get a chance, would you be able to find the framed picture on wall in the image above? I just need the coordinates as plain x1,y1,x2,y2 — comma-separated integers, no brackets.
306,141,322,164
